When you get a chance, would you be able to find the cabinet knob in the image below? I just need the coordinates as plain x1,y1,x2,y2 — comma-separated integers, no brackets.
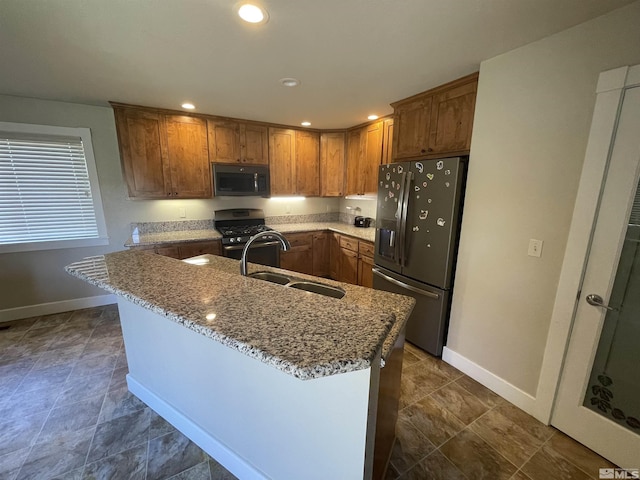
174,192,178,196
427,147,433,152
421,149,426,154
167,192,172,197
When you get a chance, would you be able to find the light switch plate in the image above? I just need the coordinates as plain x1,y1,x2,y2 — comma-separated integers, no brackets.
178,207,186,218
528,239,543,257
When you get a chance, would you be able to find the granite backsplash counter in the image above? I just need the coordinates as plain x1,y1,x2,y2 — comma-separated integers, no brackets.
65,251,414,380
125,218,375,247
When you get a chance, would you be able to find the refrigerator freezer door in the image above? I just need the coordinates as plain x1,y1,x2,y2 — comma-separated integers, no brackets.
375,162,410,272
402,157,465,289
373,266,450,356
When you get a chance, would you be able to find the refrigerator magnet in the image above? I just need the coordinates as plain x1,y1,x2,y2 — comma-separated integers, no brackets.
415,162,424,173
437,161,444,170
426,173,434,180
437,218,446,227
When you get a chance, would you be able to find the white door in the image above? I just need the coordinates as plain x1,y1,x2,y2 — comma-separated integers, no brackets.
551,77,640,469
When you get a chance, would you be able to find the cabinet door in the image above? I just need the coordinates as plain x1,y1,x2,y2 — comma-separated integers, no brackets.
358,254,374,288
114,108,170,199
382,118,394,164
241,123,269,165
393,96,433,159
312,232,329,277
164,115,211,198
280,233,313,275
178,241,221,259
269,128,296,195
329,232,341,280
362,121,383,194
429,80,478,154
296,131,320,196
155,246,181,258
340,247,359,284
320,132,346,197
345,128,364,195
207,119,241,164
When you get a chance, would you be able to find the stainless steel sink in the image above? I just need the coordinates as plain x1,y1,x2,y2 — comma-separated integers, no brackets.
247,271,291,285
247,271,346,299
287,281,346,299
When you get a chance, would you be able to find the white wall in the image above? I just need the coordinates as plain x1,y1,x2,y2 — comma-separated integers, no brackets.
0,95,339,314
447,1,640,400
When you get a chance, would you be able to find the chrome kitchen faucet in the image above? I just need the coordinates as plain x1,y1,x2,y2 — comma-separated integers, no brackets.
240,231,290,276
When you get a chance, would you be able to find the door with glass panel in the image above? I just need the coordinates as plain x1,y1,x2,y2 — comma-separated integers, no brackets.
551,83,640,469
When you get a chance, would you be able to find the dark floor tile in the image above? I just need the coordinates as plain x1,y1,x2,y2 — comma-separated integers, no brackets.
16,426,94,480
401,349,421,366
403,396,466,447
86,408,151,463
455,375,503,408
440,429,517,480
30,312,73,330
47,330,91,352
14,364,72,393
149,412,176,440
89,323,122,341
398,450,467,480
493,403,555,443
0,317,39,334
68,353,117,380
521,442,591,480
420,355,463,382
400,362,451,408
114,350,128,371
510,471,533,480
50,467,83,479
97,384,146,424
168,460,211,480
469,408,543,467
0,384,63,421
545,431,616,477
81,337,122,360
208,459,238,480
82,443,147,480
390,413,435,474
146,430,207,480
0,447,30,480
37,394,104,444
32,344,84,370
384,462,400,480
56,370,112,407
107,366,129,392
430,381,490,425
0,411,48,457
404,342,432,362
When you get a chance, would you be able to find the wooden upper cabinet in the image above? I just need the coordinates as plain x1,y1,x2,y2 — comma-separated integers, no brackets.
345,127,364,196
393,96,433,159
320,132,346,197
113,107,211,199
114,108,169,199
269,127,296,195
296,130,320,196
429,80,478,155
362,121,383,194
164,115,211,198
382,118,394,165
208,119,268,165
391,72,478,161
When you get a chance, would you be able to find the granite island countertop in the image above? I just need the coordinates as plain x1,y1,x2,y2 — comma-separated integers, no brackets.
125,222,375,247
65,250,414,380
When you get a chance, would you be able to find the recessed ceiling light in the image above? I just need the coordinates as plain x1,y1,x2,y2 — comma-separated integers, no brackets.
181,103,195,110
238,4,268,24
280,78,300,87
367,114,379,120
301,121,311,127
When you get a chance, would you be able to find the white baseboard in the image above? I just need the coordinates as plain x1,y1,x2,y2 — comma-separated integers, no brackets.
127,375,266,480
0,294,116,323
442,347,542,422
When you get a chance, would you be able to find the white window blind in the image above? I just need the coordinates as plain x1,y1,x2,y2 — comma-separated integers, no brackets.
0,122,108,252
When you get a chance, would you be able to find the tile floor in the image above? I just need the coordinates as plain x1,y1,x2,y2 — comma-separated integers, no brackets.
0,306,616,480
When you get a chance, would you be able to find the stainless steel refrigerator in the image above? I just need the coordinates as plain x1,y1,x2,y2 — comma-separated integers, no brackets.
373,157,467,356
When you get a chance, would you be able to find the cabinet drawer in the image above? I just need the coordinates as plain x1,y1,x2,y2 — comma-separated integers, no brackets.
155,246,181,258
285,232,313,248
339,236,359,252
178,241,221,259
358,241,374,257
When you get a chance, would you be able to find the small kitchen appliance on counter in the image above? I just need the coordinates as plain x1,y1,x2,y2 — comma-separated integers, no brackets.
373,157,467,356
354,216,372,228
214,208,281,267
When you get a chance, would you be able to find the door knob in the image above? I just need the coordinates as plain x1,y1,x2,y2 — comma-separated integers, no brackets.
585,294,617,311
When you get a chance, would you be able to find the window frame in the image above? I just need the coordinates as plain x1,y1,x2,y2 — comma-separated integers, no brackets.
0,122,109,253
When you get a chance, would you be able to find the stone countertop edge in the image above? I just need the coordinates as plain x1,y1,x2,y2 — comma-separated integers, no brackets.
124,222,376,247
65,251,414,381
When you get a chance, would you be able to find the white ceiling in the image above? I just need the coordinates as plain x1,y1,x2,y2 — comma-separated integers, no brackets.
0,0,635,129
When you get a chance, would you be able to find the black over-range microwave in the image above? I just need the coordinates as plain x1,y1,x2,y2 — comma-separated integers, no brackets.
212,164,270,197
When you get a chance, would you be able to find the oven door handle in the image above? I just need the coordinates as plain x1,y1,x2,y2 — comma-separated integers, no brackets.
223,241,281,252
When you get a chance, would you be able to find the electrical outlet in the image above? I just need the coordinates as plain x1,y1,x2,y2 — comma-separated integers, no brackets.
178,207,186,218
528,239,543,258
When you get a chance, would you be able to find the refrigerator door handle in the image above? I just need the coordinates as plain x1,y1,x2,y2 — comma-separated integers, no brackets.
399,171,412,266
394,171,407,264
372,267,440,299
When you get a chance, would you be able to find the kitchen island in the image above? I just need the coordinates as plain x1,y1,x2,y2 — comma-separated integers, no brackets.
65,250,414,480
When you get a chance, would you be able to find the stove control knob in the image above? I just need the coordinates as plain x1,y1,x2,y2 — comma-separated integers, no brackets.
229,238,234,243
236,237,242,242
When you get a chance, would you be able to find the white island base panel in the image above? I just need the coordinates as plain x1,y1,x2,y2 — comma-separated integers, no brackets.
118,299,381,480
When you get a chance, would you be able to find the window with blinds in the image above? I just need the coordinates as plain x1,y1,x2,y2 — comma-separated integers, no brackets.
0,122,108,253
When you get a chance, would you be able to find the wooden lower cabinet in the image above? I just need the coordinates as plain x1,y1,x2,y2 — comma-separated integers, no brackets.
280,233,314,275
133,240,221,260
329,232,341,280
312,232,329,277
339,247,359,284
358,253,374,288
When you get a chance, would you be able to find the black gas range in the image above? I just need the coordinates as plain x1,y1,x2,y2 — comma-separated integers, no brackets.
214,208,282,266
